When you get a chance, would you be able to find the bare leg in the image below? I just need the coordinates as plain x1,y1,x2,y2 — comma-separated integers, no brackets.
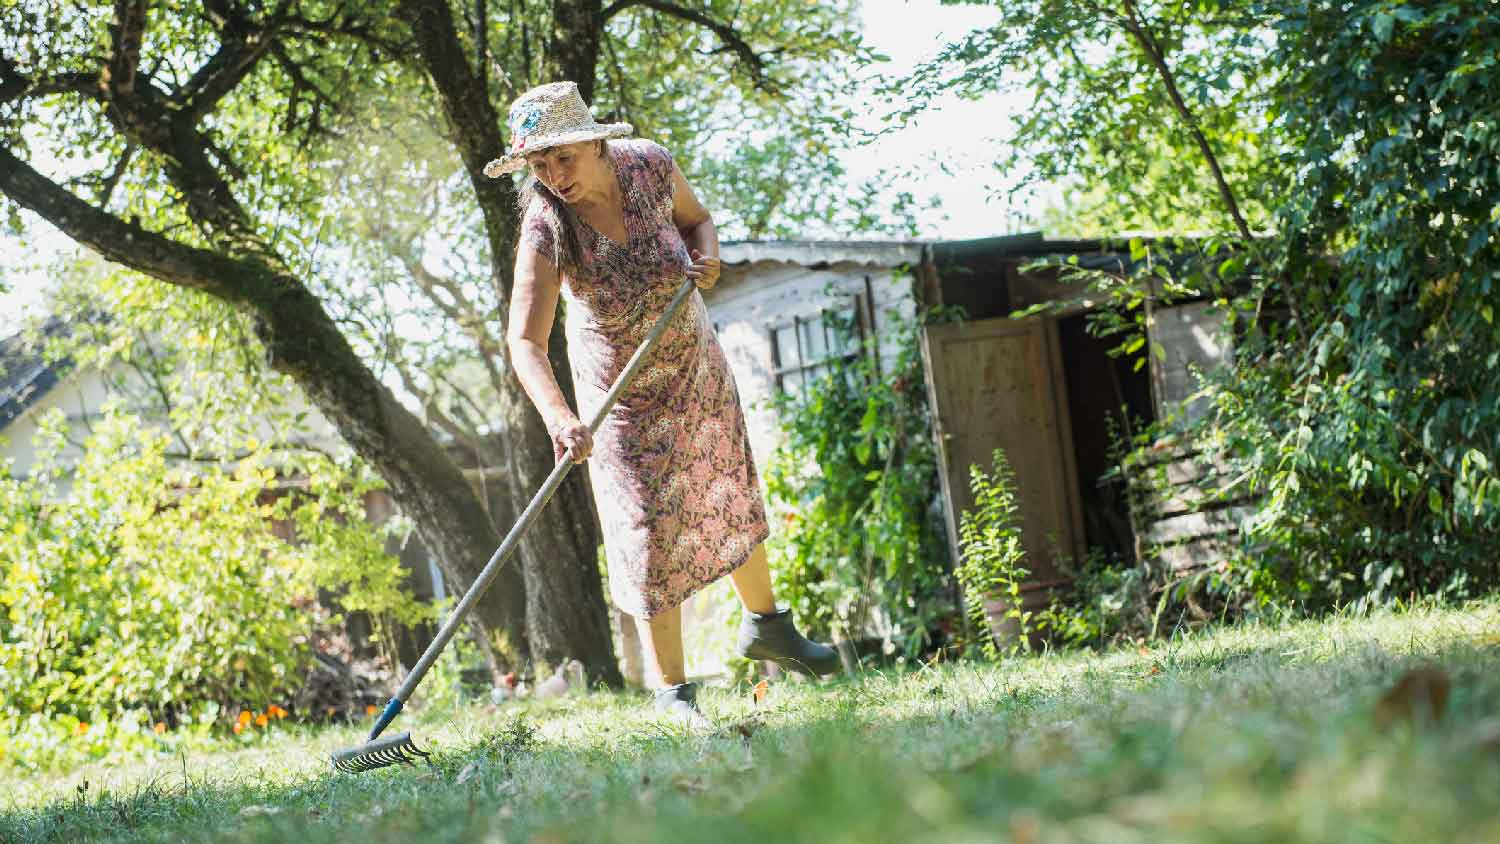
729,543,777,614
634,604,687,687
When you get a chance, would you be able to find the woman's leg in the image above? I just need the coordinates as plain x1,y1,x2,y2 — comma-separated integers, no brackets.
728,543,777,613
634,604,687,687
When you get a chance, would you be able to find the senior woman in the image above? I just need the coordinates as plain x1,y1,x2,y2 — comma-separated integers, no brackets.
485,82,838,726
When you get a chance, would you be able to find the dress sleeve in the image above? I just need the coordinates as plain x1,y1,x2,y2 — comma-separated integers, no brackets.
638,140,678,214
517,194,559,268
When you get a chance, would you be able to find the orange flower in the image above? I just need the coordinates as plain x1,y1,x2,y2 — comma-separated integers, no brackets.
233,722,245,735
254,713,269,728
74,722,89,736
365,704,378,716
268,705,288,720
153,722,167,734
237,710,253,726
752,679,770,705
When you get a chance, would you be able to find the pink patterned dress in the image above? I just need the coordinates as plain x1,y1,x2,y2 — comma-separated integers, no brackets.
519,139,769,619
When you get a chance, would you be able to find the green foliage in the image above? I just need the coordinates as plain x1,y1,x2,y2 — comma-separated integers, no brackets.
1183,0,1500,610
954,449,1029,659
0,407,428,749
902,0,1283,236
764,303,952,656
914,0,1500,624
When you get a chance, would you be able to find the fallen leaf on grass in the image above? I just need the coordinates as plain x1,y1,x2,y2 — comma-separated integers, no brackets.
1375,666,1450,728
719,717,759,742
672,775,707,794
457,762,480,785
239,805,281,817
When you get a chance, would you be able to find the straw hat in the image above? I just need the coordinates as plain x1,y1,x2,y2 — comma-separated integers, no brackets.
482,82,633,177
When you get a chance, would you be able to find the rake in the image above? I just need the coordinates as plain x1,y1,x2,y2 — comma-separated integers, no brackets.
331,277,699,774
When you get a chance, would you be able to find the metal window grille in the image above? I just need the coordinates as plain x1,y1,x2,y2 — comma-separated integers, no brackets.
770,293,871,395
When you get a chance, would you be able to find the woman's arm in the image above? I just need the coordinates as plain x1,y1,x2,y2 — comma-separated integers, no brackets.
670,162,721,291
507,245,592,463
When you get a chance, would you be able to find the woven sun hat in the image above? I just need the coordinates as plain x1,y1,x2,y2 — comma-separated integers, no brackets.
482,81,633,178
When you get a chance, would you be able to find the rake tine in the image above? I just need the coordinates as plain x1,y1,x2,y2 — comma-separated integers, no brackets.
330,732,431,774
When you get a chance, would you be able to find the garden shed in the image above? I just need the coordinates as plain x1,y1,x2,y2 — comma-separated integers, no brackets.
710,233,1235,621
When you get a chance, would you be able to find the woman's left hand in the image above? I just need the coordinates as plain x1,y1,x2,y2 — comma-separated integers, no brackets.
687,249,720,291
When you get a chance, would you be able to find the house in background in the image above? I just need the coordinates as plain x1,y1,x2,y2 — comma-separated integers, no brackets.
710,233,1235,626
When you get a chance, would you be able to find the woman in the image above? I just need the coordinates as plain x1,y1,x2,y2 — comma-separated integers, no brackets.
485,82,838,726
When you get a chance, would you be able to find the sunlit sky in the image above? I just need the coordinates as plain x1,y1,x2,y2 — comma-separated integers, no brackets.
0,0,1031,331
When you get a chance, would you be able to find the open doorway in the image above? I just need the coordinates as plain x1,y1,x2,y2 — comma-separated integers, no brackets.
1056,314,1156,565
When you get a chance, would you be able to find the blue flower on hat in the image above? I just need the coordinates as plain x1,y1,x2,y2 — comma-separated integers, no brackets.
509,102,542,139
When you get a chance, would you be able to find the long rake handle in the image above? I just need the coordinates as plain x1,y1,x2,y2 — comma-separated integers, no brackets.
367,277,700,742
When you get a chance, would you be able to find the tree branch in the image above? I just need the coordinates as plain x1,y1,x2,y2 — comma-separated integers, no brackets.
104,0,149,99
176,10,279,122
602,0,772,90
97,144,136,207
1118,0,1248,241
0,144,263,304
0,65,102,106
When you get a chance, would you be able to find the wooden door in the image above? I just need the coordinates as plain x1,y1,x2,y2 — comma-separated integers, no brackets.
921,317,1084,608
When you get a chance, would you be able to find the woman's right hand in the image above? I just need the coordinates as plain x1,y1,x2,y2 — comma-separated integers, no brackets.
549,416,593,464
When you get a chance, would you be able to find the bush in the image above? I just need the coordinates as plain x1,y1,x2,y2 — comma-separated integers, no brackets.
0,406,429,741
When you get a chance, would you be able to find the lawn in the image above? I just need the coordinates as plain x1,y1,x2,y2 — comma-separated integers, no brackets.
4,601,1500,843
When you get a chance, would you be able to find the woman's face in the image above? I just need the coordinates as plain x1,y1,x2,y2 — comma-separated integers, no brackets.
526,141,610,204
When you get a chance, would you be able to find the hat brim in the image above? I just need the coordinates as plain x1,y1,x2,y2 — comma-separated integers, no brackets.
482,123,634,178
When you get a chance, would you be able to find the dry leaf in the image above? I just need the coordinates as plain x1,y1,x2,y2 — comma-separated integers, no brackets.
752,678,769,705
1466,717,1500,752
1008,811,1041,844
672,775,707,793
457,761,480,785
239,805,281,817
720,717,759,742
1374,666,1450,728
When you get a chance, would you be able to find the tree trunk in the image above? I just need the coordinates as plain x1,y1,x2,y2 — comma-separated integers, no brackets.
400,0,620,685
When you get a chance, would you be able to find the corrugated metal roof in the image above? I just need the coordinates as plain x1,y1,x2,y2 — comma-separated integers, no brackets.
720,240,925,267
720,233,1130,268
0,319,72,429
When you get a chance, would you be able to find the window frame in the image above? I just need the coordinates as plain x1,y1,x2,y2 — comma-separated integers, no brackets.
768,283,879,395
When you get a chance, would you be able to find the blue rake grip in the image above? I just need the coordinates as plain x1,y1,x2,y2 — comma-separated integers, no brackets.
368,697,403,741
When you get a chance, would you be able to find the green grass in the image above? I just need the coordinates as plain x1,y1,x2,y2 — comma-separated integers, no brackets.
5,601,1500,843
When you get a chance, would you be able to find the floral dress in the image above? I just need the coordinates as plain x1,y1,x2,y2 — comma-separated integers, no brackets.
519,139,769,619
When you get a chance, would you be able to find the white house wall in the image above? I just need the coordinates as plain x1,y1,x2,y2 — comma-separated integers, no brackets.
704,258,919,473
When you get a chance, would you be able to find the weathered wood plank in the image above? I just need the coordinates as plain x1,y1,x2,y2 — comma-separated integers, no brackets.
1146,505,1253,545
1137,487,1258,520
1153,536,1233,573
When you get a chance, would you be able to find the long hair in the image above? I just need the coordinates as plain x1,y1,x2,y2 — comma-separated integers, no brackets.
515,140,610,277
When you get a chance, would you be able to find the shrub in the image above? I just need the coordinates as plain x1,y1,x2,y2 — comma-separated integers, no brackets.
0,406,428,739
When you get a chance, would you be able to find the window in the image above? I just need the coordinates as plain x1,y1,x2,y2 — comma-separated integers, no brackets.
770,295,870,394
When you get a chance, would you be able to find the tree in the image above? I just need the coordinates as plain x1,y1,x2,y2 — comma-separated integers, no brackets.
901,0,1282,239
0,0,867,680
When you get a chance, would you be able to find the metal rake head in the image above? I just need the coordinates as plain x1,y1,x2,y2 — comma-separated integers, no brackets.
331,731,431,773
